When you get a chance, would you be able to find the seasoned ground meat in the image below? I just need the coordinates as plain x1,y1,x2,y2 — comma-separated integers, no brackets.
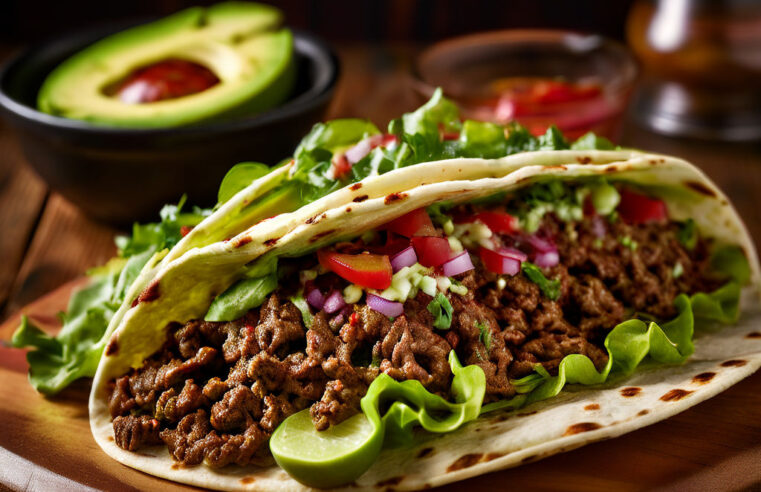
108,215,722,467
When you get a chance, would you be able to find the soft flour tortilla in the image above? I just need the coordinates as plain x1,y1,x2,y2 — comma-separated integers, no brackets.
90,151,760,491
103,149,640,350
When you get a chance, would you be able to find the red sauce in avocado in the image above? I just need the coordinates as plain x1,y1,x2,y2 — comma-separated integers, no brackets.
116,59,220,104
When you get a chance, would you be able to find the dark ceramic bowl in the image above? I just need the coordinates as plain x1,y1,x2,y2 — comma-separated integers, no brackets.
0,21,338,224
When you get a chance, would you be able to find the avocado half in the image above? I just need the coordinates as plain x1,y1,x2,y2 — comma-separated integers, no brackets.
38,2,295,128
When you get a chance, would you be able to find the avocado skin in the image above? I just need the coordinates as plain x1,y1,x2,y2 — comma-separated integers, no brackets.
37,2,296,128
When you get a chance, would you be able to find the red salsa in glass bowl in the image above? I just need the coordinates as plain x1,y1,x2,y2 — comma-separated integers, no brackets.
412,30,637,140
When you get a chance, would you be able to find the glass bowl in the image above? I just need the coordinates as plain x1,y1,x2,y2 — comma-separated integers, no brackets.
412,30,638,141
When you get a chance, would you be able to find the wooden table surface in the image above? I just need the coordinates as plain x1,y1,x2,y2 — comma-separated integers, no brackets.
2,43,761,491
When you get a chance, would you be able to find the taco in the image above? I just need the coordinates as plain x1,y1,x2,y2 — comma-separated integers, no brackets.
89,94,759,490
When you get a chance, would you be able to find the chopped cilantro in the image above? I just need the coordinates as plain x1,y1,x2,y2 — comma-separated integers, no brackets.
678,219,697,250
521,262,561,301
476,321,491,351
427,292,453,330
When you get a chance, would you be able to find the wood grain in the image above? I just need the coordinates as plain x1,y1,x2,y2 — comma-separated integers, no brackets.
0,121,47,312
1,193,118,319
0,279,760,492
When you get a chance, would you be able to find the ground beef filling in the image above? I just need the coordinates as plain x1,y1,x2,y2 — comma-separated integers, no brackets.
109,217,720,466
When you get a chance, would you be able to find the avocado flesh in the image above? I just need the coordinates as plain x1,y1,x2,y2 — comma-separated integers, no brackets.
38,2,295,128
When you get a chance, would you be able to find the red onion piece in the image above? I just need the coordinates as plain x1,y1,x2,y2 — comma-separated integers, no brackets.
366,294,404,317
592,216,606,238
390,245,417,272
345,134,385,164
324,290,346,314
441,251,475,277
534,250,559,268
527,234,555,253
340,305,354,318
306,288,325,310
498,246,528,262
330,313,345,326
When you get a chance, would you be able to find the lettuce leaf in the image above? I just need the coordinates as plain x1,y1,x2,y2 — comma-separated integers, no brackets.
217,162,271,205
11,198,208,394
361,351,485,447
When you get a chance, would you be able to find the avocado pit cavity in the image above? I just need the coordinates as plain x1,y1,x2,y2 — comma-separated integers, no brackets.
113,59,220,104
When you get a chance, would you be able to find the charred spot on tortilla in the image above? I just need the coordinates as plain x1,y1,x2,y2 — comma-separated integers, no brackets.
522,454,539,463
620,387,641,397
638,409,650,417
417,447,434,458
309,229,337,243
305,213,327,225
493,414,511,423
584,403,600,411
604,166,618,173
563,422,602,436
263,237,279,247
660,389,694,402
692,372,716,384
746,332,761,339
685,180,717,197
350,182,362,191
234,236,252,248
105,338,119,356
345,206,352,212
446,453,483,472
240,477,255,484
484,452,505,462
721,359,748,367
517,410,538,417
375,476,404,487
134,279,160,305
353,195,369,203
576,156,592,164
107,435,114,441
384,192,408,205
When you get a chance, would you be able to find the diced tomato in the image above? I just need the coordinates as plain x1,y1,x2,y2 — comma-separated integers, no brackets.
330,153,352,180
383,208,437,237
411,236,452,268
369,232,410,256
441,131,460,141
617,189,668,224
349,312,359,326
473,211,518,234
380,134,399,146
318,250,392,290
180,225,194,237
478,247,521,275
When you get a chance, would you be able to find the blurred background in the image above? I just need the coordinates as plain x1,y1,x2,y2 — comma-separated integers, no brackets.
1,1,635,44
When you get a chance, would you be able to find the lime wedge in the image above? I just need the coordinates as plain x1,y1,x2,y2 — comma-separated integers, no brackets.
270,409,383,488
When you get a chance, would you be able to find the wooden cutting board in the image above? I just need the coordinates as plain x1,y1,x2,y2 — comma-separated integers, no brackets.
2,280,761,492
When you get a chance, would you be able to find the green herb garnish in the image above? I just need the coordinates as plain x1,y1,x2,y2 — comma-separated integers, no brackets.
678,219,698,250
476,321,491,351
521,262,561,301
427,292,454,330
